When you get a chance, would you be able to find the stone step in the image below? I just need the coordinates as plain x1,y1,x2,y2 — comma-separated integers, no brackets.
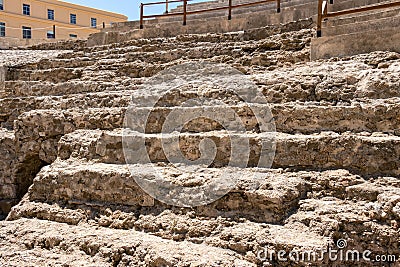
0,218,257,266
0,50,70,67
311,27,400,59
14,100,400,139
6,56,400,114
18,57,96,71
328,0,399,12
0,80,134,98
0,91,133,128
323,11,400,37
12,30,311,79
59,129,400,177
172,0,387,12
114,0,384,34
159,0,383,23
79,20,312,54
120,1,314,29
125,102,400,134
13,99,400,165
287,196,400,255
163,0,303,22
6,67,84,83
323,3,400,27
345,178,400,201
9,160,310,224
5,211,330,264
2,52,400,126
89,4,315,44
7,162,399,260
254,54,400,102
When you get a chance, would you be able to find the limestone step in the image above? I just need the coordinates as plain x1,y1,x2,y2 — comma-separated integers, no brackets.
0,91,134,128
311,0,400,58
7,162,399,260
98,19,311,52
311,27,400,59
0,50,70,67
162,0,305,23
154,0,383,24
0,218,256,266
10,30,311,81
328,0,399,12
119,1,315,29
10,99,398,167
171,0,388,12
114,0,385,35
17,57,96,71
323,11,400,37
0,80,136,98
323,3,400,27
58,129,400,177
10,160,310,224
6,56,400,117
90,5,315,43
7,67,84,83
14,100,400,139
287,196,400,255
125,102,400,134
345,178,400,201
6,207,331,261
253,53,400,102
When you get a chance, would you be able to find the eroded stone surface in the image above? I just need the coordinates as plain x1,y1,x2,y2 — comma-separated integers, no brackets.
0,18,399,267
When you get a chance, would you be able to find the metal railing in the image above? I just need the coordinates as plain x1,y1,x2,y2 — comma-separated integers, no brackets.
317,0,400,37
139,0,281,29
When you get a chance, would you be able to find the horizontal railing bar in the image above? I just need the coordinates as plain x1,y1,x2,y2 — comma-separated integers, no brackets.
142,0,192,6
186,0,276,14
322,1,400,18
143,12,184,18
231,0,276,9
140,0,280,28
143,0,277,18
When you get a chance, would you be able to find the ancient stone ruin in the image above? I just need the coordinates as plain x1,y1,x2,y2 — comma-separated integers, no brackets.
0,0,399,266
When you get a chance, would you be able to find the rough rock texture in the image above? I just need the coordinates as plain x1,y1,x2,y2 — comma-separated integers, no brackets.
0,18,399,267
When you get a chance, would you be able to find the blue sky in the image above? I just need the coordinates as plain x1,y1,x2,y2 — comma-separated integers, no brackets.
65,0,209,21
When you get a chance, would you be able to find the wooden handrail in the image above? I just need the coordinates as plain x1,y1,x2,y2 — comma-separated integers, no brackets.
317,0,400,37
139,0,281,28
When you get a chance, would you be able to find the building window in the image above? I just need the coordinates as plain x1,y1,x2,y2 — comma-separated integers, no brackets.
0,22,5,37
23,4,30,15
22,26,31,39
48,9,54,20
70,14,76,24
69,34,77,38
0,0,4,10
47,30,55,39
91,18,97,28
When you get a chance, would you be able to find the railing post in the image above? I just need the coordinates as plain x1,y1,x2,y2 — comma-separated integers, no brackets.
166,0,169,14
140,3,144,29
277,0,281,13
228,0,232,20
317,0,322,37
183,0,187,25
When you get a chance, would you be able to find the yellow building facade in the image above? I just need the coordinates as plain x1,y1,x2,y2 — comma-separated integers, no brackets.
0,0,127,46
